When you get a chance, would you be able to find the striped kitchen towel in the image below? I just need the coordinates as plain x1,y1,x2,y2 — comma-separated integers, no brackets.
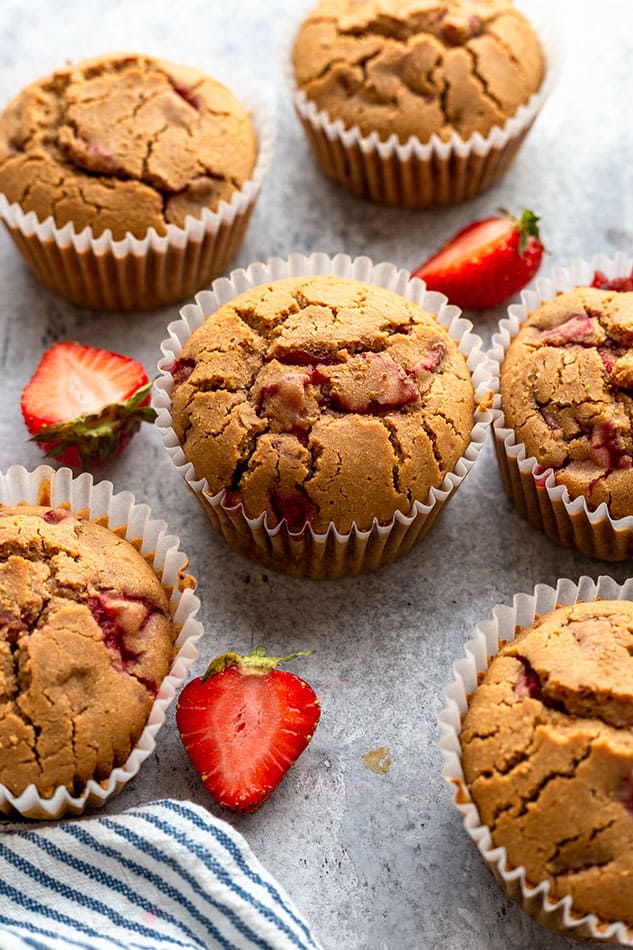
0,798,323,950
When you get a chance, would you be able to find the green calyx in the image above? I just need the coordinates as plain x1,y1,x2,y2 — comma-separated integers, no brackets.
202,646,314,682
499,208,541,256
31,380,157,467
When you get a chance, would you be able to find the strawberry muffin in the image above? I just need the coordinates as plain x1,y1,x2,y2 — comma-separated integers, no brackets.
0,53,270,309
0,504,177,799
166,271,478,575
499,286,633,520
290,0,548,206
461,599,633,932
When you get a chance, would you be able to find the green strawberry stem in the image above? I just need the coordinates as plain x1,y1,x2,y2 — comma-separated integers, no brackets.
202,646,314,681
30,380,157,467
498,208,541,256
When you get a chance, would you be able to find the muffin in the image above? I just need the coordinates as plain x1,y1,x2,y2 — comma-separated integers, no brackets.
0,465,202,819
156,254,491,579
491,258,633,560
440,576,633,942
0,53,273,310
289,0,549,207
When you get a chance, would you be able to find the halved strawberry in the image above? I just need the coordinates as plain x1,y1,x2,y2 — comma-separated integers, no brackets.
176,647,321,814
413,209,544,310
20,341,156,468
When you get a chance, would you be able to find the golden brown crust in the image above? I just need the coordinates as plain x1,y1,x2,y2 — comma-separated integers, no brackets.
170,275,475,533
291,0,544,144
461,602,633,927
0,53,257,240
0,505,176,798
500,287,633,519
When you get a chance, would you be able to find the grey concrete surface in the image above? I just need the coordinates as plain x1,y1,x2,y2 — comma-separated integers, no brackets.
0,1,632,948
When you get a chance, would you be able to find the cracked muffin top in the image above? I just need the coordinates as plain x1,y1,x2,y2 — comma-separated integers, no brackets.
169,274,475,534
291,0,545,144
461,601,633,927
0,53,257,240
0,505,176,799
500,287,633,519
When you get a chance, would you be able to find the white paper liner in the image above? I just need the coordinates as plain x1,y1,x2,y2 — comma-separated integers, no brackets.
0,67,275,311
283,0,563,206
489,253,633,561
439,575,633,944
154,252,492,579
0,464,204,820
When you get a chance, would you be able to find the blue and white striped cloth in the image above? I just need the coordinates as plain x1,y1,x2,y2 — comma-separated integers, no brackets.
0,799,323,950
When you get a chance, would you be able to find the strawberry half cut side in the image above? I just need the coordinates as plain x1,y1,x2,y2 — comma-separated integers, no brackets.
176,647,321,814
20,341,157,468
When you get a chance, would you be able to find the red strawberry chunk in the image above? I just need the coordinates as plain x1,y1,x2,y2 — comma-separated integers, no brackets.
270,489,315,533
171,357,196,385
514,661,543,700
537,314,602,347
411,342,445,376
621,772,633,817
589,422,632,471
592,268,633,292
42,508,76,524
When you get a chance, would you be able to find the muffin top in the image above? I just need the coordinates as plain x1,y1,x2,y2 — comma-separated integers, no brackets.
0,505,176,798
461,601,633,927
291,0,545,144
169,274,474,534
500,287,633,519
0,53,258,240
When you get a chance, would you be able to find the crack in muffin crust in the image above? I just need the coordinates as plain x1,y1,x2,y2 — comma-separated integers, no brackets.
170,274,475,534
461,601,633,926
0,506,176,799
0,53,258,240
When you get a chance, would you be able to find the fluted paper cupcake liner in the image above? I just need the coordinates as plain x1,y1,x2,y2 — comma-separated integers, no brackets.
284,1,562,207
489,253,633,560
0,464,204,820
0,80,274,312
439,575,633,944
155,252,492,579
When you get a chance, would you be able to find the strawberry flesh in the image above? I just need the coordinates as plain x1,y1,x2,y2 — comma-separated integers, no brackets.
514,660,543,700
42,508,75,524
176,651,320,813
537,314,602,347
171,357,196,385
592,268,633,292
21,341,155,468
88,594,142,668
270,489,315,533
589,422,632,472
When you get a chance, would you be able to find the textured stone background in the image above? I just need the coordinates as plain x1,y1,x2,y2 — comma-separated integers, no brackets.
0,1,632,947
